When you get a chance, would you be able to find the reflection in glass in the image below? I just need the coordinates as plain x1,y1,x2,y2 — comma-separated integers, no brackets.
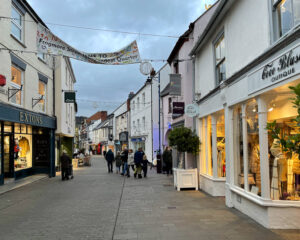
216,110,226,177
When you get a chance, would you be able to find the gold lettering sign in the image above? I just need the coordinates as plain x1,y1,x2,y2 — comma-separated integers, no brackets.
19,111,43,125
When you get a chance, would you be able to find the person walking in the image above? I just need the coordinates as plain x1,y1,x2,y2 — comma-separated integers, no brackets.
127,149,135,177
142,154,148,178
105,149,114,173
120,148,129,176
115,151,122,174
61,150,72,181
163,147,173,176
134,147,144,178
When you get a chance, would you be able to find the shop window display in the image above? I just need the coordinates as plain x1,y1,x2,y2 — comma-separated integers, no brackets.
207,116,213,176
216,111,226,177
246,99,261,195
14,124,32,171
267,92,300,201
233,105,244,188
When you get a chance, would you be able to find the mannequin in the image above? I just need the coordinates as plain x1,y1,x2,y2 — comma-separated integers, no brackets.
270,139,282,200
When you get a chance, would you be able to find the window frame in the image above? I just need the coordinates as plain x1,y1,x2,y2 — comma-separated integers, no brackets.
38,80,46,113
213,31,226,86
272,0,300,40
10,65,24,106
11,4,24,43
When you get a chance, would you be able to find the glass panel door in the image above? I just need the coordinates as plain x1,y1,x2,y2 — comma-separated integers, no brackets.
4,134,14,178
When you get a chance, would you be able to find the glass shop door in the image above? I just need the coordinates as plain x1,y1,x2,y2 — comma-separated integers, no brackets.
4,134,14,179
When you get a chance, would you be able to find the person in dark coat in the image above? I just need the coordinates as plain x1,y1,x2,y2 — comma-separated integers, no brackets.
134,148,144,178
142,154,148,178
105,149,114,173
61,151,72,180
120,148,128,176
163,147,172,176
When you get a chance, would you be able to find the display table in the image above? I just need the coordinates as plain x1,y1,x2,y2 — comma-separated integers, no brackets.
173,168,198,191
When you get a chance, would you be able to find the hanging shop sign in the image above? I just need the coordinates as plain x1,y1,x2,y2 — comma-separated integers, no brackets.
185,104,199,117
64,91,76,103
248,44,300,94
119,132,128,142
37,24,141,65
172,102,185,119
0,74,6,86
169,74,181,96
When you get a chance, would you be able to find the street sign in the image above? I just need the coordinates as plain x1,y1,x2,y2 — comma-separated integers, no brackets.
185,104,199,117
64,92,76,103
172,102,184,119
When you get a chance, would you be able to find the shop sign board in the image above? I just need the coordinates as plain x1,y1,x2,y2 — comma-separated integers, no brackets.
185,104,199,117
172,102,184,119
169,74,181,96
248,44,300,94
64,92,76,103
131,137,145,142
119,132,128,142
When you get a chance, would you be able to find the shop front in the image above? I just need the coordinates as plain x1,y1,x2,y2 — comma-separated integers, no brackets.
224,43,300,228
198,109,226,196
131,137,145,153
0,103,56,185
119,131,128,152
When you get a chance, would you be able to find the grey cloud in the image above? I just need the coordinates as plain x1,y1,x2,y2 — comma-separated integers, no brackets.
28,0,217,116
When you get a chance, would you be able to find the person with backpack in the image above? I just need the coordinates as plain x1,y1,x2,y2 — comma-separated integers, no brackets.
115,151,122,174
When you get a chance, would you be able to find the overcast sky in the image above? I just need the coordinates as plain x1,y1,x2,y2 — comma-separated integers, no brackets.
27,0,216,117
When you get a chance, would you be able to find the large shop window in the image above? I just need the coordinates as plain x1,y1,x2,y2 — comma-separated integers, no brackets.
200,116,213,176
233,105,244,188
14,124,32,171
216,111,226,177
38,80,46,112
11,66,23,105
267,91,300,201
233,100,261,195
273,0,300,38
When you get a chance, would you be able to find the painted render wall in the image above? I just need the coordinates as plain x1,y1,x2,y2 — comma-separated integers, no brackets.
0,0,54,116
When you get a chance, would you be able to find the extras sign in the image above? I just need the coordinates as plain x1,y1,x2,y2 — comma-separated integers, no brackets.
248,44,300,94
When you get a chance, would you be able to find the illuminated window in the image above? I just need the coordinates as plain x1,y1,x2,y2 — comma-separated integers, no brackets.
38,80,46,112
10,66,23,105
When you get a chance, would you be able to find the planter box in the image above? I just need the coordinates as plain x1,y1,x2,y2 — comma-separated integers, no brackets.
173,168,198,191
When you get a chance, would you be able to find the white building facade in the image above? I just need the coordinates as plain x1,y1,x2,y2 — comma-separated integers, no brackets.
54,56,76,168
130,80,153,160
191,0,300,229
0,0,57,183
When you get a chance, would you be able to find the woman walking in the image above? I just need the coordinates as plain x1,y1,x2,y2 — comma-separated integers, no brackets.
127,149,135,177
115,151,122,174
142,154,148,178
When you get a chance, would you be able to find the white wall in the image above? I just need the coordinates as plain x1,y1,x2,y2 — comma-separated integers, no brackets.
0,0,54,116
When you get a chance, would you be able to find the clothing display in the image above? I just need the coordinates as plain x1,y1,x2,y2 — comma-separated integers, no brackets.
19,137,30,158
217,138,226,177
249,140,261,193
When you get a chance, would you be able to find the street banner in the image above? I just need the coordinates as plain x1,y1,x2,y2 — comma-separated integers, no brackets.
37,24,141,65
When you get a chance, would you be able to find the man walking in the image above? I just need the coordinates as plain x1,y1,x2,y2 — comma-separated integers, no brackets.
105,149,114,173
134,147,144,178
61,150,72,180
121,148,129,176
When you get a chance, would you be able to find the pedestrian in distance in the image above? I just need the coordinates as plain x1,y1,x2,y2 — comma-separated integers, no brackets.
61,150,72,181
163,147,173,176
103,150,107,157
120,148,128,176
134,147,144,179
115,151,122,174
105,149,114,173
127,149,135,177
142,154,148,178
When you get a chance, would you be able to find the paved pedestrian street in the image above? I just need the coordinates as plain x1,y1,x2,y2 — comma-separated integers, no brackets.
0,156,298,240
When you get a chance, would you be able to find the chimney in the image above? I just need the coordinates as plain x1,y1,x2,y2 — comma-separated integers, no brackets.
127,92,135,111
100,111,107,121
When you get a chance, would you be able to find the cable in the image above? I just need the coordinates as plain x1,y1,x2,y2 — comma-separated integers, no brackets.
0,16,193,39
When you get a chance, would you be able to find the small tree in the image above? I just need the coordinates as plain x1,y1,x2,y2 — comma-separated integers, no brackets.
266,83,300,157
168,127,200,168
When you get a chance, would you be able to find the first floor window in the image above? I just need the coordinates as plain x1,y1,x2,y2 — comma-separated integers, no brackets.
10,65,23,105
214,33,226,85
38,80,46,112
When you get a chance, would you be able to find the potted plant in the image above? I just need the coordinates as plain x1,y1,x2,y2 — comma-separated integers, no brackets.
168,127,200,191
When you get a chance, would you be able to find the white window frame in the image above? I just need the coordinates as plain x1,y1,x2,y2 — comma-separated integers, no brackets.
213,31,226,86
272,0,300,40
11,4,24,43
10,65,23,106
